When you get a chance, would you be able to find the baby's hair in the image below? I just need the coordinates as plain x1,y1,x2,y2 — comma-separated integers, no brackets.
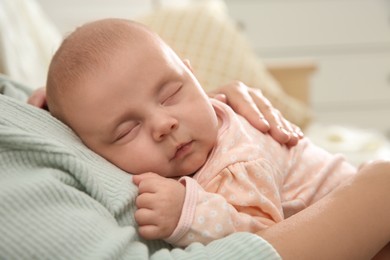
46,18,149,122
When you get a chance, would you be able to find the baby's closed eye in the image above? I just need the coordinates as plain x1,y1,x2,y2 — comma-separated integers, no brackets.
115,123,140,143
161,84,182,106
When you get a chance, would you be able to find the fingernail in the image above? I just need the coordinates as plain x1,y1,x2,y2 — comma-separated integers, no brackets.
277,125,290,136
260,118,270,127
295,127,304,137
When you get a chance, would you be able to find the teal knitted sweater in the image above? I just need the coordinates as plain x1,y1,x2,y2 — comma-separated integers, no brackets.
0,76,281,259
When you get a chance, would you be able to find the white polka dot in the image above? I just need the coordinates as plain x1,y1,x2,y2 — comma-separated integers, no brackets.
210,210,217,218
222,202,229,210
215,224,223,233
197,216,205,224
202,231,210,237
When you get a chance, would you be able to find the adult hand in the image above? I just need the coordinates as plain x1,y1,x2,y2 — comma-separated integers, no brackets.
133,172,185,240
27,87,48,110
208,81,303,146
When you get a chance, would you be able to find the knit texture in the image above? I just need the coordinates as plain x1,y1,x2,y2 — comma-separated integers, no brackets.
0,77,281,259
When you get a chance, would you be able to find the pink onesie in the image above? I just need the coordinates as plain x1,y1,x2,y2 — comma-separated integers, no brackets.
165,99,356,247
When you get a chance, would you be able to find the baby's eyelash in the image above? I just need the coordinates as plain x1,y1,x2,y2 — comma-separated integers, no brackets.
163,85,182,104
116,130,130,140
115,124,139,142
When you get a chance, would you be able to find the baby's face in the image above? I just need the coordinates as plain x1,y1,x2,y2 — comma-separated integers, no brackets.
63,35,219,177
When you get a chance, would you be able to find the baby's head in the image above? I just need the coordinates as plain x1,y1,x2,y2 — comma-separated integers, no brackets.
46,18,220,177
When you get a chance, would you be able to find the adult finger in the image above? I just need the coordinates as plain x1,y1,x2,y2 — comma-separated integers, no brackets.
222,82,271,132
249,88,292,144
207,92,227,103
27,87,48,109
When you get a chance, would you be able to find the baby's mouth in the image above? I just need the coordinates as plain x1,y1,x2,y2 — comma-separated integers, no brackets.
171,141,193,160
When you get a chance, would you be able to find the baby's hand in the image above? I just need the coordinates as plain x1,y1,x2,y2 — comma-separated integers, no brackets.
133,173,185,240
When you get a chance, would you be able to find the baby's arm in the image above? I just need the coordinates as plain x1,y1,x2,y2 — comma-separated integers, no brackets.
166,176,283,247
132,173,185,240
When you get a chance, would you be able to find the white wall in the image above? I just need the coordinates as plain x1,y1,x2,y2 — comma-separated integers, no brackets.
36,0,191,34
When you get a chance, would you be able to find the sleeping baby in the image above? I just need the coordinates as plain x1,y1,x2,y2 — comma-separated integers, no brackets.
46,18,358,247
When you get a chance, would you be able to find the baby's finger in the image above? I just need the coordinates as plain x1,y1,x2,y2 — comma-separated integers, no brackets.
132,172,160,186
138,225,165,240
135,192,156,209
134,208,158,226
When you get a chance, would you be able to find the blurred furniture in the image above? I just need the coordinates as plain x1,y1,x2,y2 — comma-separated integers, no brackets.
265,59,317,106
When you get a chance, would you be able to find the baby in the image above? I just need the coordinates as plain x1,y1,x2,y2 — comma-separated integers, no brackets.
46,18,356,247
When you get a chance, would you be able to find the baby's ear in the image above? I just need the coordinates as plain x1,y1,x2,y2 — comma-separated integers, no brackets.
182,59,193,72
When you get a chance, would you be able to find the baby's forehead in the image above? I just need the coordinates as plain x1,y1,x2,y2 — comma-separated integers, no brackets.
77,19,153,45
59,21,147,76
58,19,172,91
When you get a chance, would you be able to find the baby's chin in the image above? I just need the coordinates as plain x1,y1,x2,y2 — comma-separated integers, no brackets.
171,157,208,178
124,153,209,178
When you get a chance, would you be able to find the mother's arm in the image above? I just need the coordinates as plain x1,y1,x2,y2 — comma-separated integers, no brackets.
260,161,390,260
